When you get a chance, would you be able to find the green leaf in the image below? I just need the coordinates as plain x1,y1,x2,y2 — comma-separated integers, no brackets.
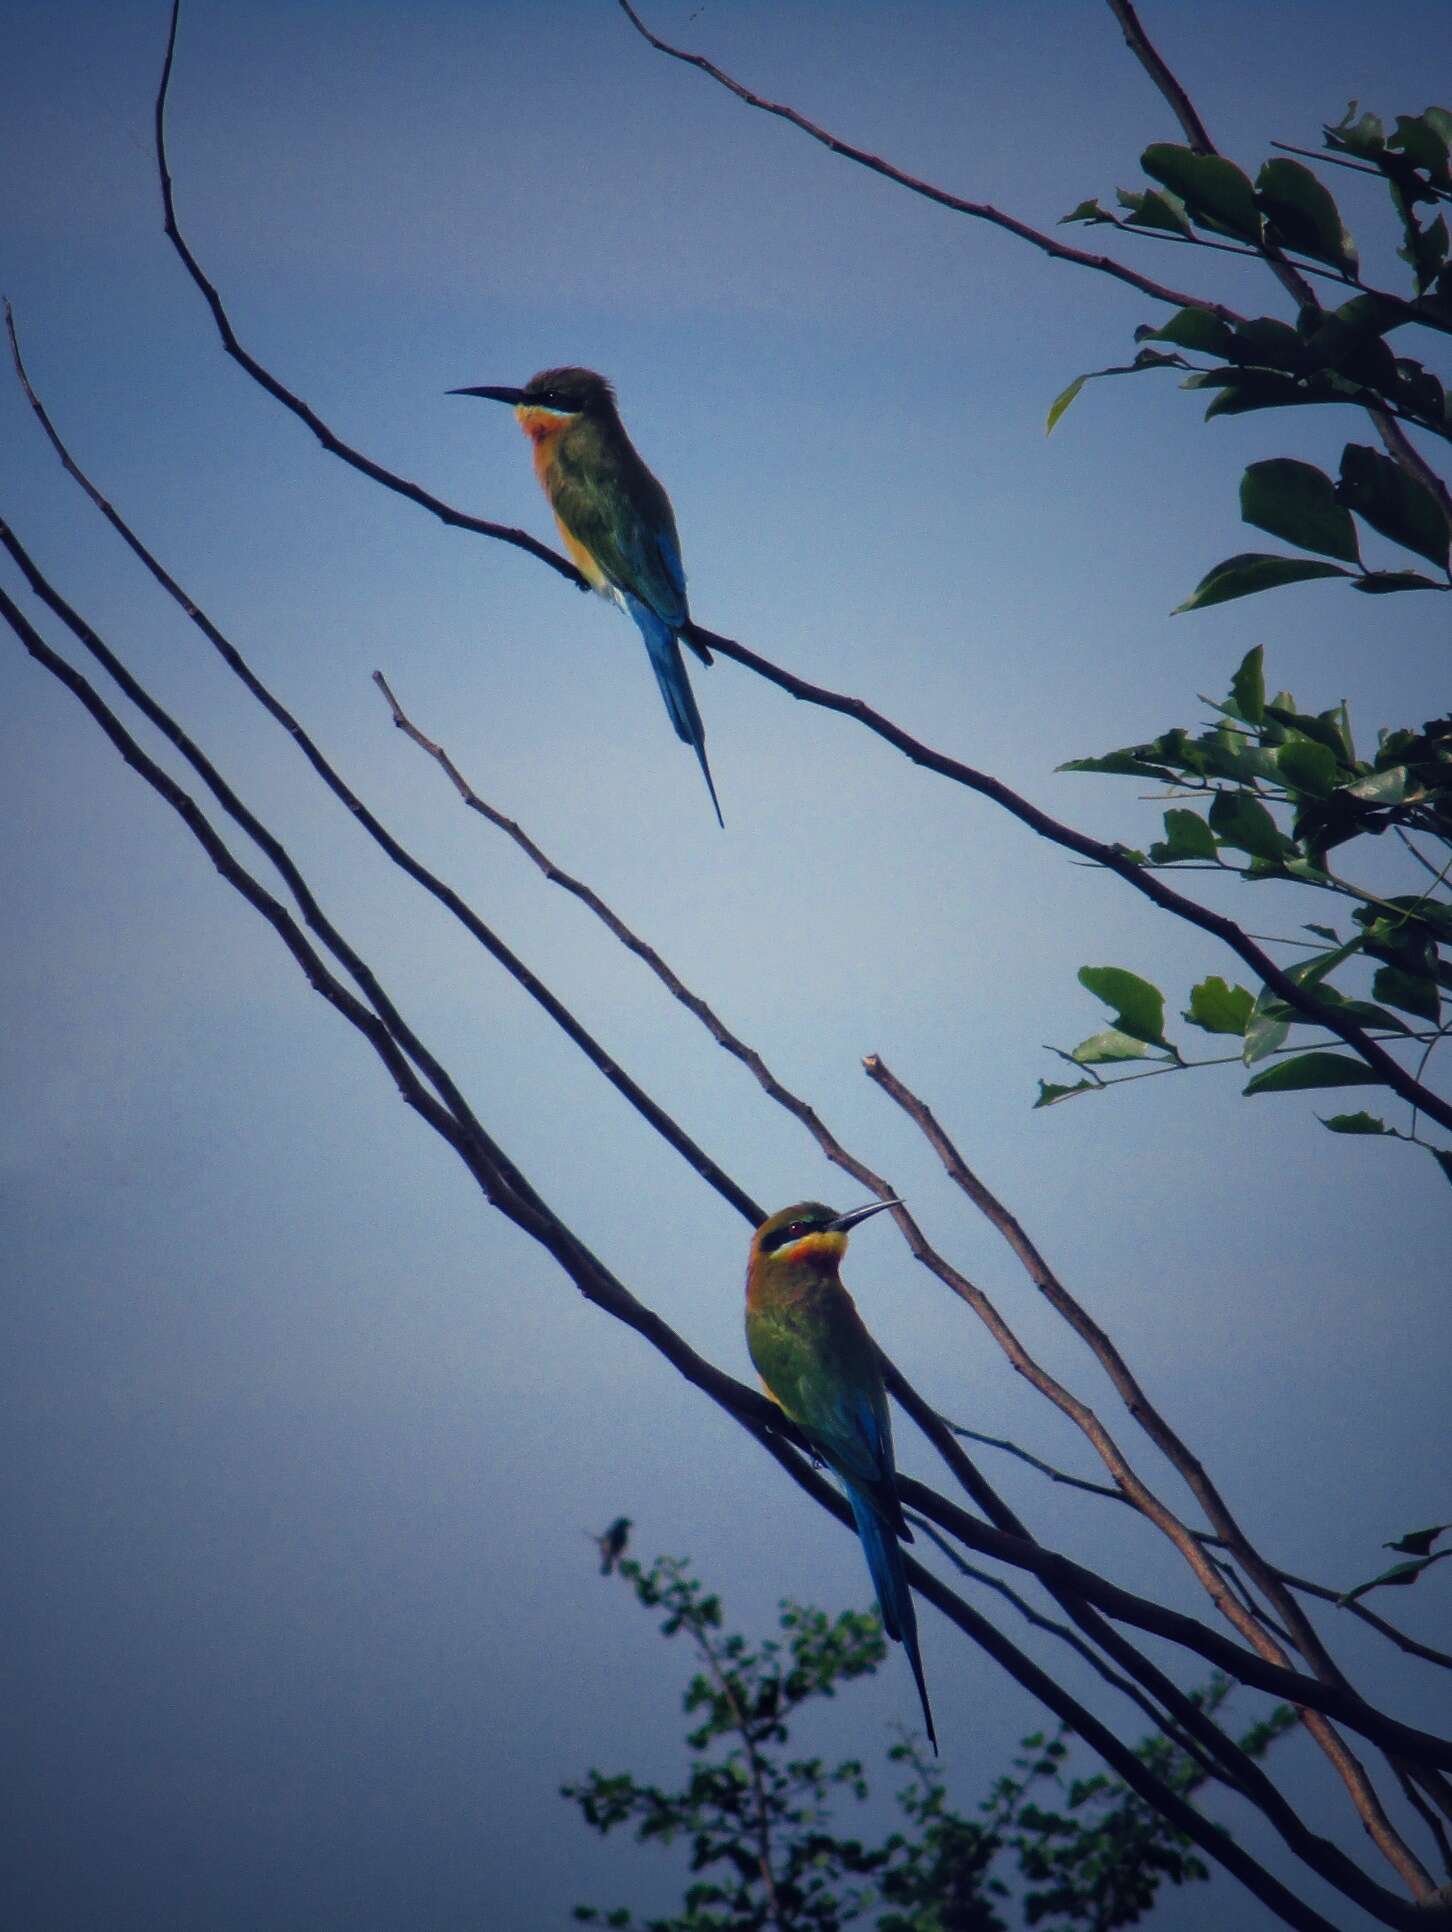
1325,104,1385,160
1034,1078,1099,1108
1183,976,1254,1035
1243,991,1290,1065
1348,766,1415,806
1077,965,1171,1047
1320,1110,1392,1134
1070,1028,1153,1065
1150,808,1218,864
1390,356,1447,427
1301,986,1410,1034
1305,924,1340,943
1340,1551,1452,1605
1401,209,1449,296
1389,111,1452,185
1372,964,1441,1022
1244,1052,1385,1096
1349,571,1445,594
1117,187,1195,237
1230,645,1265,726
1240,459,1360,563
1061,197,1116,225
1263,704,1350,759
1045,350,1189,434
1276,737,1341,798
1174,553,1352,612
1046,375,1086,434
1141,144,1263,241
1198,371,1321,419
1255,158,1359,271
1230,317,1312,370
1385,1524,1451,1556
1286,937,1365,990
1338,444,1451,567
1138,306,1234,355
1208,790,1292,861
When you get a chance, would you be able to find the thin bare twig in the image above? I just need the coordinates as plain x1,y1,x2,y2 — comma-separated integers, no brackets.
364,672,1452,1893
613,1,1243,323
2,590,1375,1932
11,310,1348,1879
906,1513,1231,1783
864,1052,1450,1881
2,311,763,1230
622,0,1452,521
1104,0,1214,152
147,18,1452,1129
948,1424,1452,1671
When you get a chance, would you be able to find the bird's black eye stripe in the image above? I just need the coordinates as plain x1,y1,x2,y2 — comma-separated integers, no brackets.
760,1218,824,1254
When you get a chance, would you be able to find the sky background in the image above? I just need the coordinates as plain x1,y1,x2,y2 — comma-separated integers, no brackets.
2,2,1448,1927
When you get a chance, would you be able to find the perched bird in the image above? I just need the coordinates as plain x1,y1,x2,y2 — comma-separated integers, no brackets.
745,1199,936,1751
594,1515,633,1577
450,367,723,826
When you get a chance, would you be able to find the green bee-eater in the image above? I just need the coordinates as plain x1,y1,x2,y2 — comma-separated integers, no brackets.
451,366,723,826
746,1199,936,1750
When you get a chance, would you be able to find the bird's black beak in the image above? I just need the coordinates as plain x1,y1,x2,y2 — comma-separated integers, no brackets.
448,384,529,405
828,1198,902,1234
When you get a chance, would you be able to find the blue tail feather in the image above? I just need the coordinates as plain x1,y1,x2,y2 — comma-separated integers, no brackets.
626,599,724,828
846,1480,937,1753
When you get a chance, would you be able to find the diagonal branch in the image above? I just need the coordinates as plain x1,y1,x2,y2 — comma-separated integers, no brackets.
622,0,1452,523
152,9,581,590
3,311,762,1230
945,1425,1452,1671
2,585,1383,1932
367,670,1445,1891
1104,0,1214,152
144,20,1451,1131
10,312,1332,1855
865,1050,1452,1864
682,615,1452,1132
614,0,1242,324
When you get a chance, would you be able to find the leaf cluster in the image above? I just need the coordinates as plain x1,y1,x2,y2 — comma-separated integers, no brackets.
565,1558,1292,1932
1054,112,1452,610
1038,649,1451,1184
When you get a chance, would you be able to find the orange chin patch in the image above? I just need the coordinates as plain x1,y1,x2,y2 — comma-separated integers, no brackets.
516,405,569,446
781,1229,847,1265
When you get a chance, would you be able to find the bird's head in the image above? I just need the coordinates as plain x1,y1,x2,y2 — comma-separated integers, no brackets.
449,366,616,420
750,1198,900,1271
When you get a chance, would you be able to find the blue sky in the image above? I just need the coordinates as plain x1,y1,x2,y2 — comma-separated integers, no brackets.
2,3,1448,1927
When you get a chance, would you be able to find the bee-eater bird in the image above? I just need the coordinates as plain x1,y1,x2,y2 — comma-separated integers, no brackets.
449,366,723,827
745,1199,937,1752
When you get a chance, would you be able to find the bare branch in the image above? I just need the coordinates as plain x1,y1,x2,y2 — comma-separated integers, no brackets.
614,0,1242,323
367,674,1452,1893
12,320,1338,1871
947,1424,1452,1671
1104,0,1214,152
2,316,763,1230
143,23,1452,1128
906,1513,1231,1783
863,1053,1447,1886
152,10,582,590
3,585,1386,1932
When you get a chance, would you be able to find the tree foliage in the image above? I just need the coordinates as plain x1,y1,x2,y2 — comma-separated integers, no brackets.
566,1556,1294,1932
1030,104,1452,1178
4,7,1449,1930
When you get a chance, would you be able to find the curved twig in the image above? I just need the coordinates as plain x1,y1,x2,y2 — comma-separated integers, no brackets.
146,17,1451,1132
2,587,1394,1932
